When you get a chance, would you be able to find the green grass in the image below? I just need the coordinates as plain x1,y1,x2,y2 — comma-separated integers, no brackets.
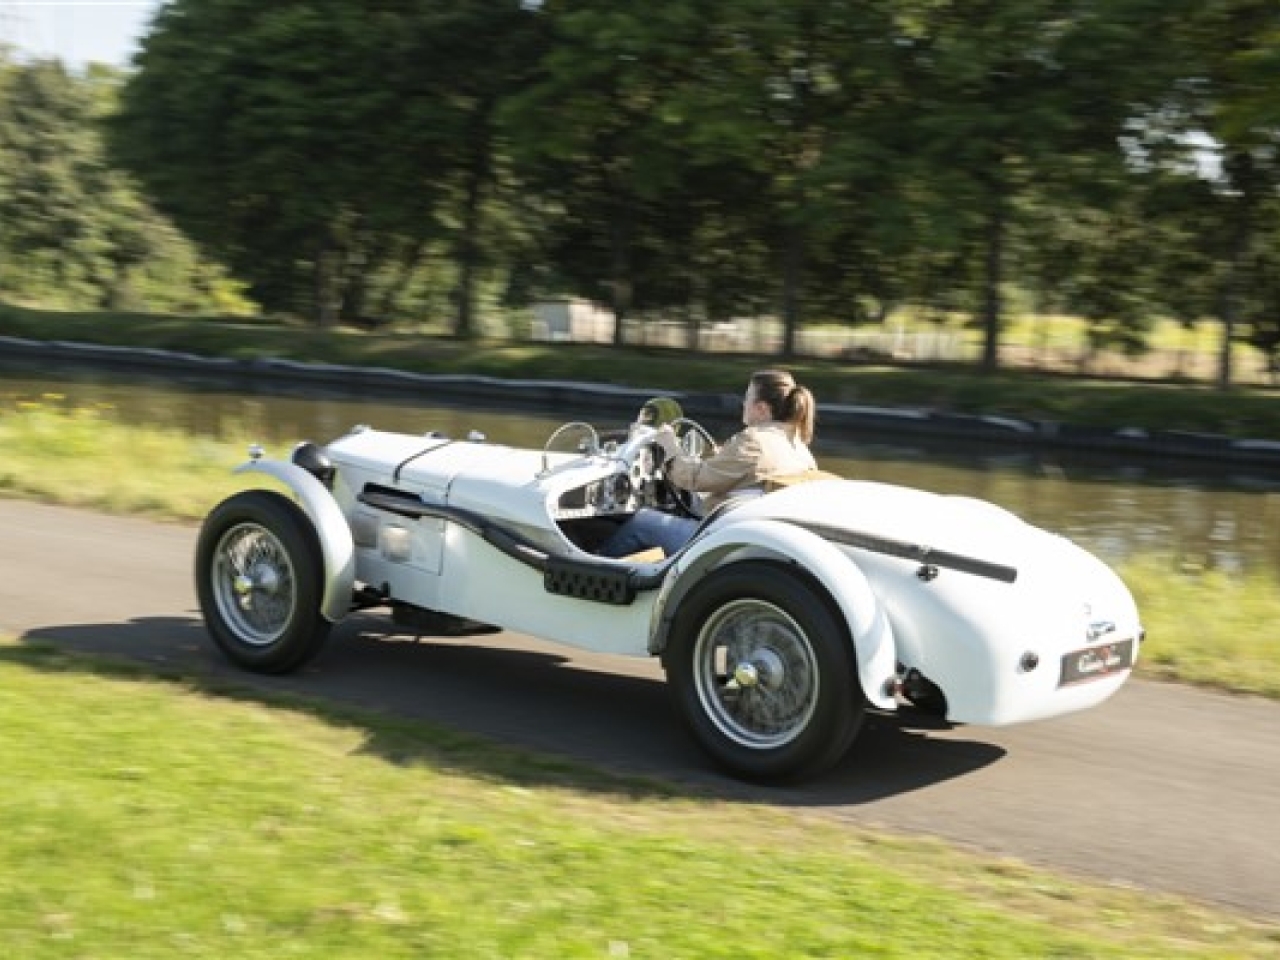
1127,554,1280,698
4,303,1280,440
0,394,258,519
4,397,1280,700
2,641,1277,957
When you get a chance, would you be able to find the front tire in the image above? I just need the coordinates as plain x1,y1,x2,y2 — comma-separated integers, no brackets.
663,561,864,783
195,490,332,674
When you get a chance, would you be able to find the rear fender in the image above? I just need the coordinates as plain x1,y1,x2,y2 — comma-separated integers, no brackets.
234,459,355,622
651,518,897,710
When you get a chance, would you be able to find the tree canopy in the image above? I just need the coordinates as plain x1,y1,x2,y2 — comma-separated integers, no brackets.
4,0,1278,382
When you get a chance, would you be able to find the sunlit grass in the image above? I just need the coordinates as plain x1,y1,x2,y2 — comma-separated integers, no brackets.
1,643,1276,958
0,395,263,519
1125,554,1280,698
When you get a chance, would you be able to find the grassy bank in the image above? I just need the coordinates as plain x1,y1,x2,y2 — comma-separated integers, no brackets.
3,397,1279,700
2,640,1277,957
3,303,1280,440
0,397,252,519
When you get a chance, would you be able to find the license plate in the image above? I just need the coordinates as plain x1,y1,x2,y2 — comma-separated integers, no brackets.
1060,638,1135,686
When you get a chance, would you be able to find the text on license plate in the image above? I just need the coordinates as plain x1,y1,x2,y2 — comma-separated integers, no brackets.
1059,638,1135,686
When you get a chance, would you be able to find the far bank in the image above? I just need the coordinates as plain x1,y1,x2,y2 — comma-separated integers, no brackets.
2,331,1279,470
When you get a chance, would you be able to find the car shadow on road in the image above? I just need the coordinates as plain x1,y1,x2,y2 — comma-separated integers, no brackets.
12,615,1005,806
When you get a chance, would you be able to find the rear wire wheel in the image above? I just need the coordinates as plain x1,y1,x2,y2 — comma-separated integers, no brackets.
663,561,864,783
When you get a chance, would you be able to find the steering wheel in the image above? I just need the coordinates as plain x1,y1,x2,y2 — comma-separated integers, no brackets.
670,417,718,458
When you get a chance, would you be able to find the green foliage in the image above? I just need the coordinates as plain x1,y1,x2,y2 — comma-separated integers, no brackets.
0,53,247,314
1157,0,1280,383
1243,195,1280,371
112,0,545,332
3,651,1276,957
3,1,1279,374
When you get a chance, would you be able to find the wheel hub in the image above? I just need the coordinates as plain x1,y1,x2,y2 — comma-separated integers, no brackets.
732,648,785,690
233,563,282,610
212,522,297,646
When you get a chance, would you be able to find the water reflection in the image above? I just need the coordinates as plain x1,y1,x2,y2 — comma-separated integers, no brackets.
4,367,1278,581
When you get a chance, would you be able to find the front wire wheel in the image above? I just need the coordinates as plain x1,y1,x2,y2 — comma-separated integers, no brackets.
665,561,864,783
210,521,299,647
196,490,331,674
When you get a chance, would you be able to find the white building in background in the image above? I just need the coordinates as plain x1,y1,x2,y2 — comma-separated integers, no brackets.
532,299,616,344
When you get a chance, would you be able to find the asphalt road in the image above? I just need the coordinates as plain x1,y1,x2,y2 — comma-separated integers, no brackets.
2,498,1277,921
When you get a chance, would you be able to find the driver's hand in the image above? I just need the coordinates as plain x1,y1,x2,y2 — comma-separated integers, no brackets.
655,425,680,459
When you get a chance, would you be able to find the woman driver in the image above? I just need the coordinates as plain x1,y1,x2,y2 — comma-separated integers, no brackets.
599,369,817,558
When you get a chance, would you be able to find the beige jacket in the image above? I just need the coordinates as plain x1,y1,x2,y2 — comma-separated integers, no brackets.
665,423,816,512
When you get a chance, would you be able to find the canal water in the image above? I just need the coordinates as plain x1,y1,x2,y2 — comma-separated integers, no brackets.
4,367,1278,583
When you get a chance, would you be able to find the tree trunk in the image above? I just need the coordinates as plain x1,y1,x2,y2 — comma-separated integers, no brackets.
980,197,1006,372
340,259,370,326
1217,151,1256,390
454,103,494,340
454,168,484,340
338,229,381,326
780,223,803,358
609,211,632,348
685,306,700,352
1217,269,1237,390
314,243,339,329
375,237,429,320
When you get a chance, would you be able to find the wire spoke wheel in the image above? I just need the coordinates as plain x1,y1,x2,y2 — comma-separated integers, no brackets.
211,522,298,646
196,490,331,674
665,561,864,783
693,599,819,750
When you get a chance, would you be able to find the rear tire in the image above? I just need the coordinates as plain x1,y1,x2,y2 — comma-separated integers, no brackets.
663,561,864,783
195,490,332,674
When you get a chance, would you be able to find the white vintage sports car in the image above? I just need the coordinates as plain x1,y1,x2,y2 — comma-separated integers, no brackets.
195,401,1142,783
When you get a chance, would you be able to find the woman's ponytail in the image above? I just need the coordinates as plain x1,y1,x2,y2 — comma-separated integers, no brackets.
751,369,814,444
787,384,815,445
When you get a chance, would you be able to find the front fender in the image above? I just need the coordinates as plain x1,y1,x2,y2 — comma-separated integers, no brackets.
654,518,897,711
234,459,355,622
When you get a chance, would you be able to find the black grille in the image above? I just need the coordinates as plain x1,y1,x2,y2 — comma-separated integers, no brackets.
544,557,636,605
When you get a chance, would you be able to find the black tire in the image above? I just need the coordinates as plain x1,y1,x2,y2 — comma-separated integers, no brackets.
663,561,864,783
195,490,332,674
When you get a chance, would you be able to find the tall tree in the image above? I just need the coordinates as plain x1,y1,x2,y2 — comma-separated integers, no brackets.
900,0,1183,371
412,1,546,338
501,0,715,345
0,59,97,290
114,0,460,325
0,55,232,312
114,0,544,332
1163,0,1280,386
506,0,910,354
630,0,912,356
